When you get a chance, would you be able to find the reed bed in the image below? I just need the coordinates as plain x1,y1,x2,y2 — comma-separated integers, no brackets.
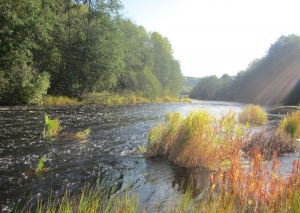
147,109,249,169
238,104,268,125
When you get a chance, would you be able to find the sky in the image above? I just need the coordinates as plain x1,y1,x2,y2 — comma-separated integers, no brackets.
120,0,300,78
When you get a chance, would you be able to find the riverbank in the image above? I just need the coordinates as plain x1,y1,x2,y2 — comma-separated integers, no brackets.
39,92,181,106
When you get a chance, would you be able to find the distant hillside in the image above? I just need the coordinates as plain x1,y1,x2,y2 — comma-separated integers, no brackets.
182,76,200,94
189,34,300,106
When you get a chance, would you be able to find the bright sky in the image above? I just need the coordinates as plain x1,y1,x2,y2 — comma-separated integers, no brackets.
120,0,300,78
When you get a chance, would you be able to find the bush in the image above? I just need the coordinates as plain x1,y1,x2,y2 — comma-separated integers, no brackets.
0,64,50,105
238,104,267,125
243,127,295,160
278,111,300,138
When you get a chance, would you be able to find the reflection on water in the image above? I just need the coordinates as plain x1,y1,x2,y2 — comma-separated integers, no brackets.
0,100,297,211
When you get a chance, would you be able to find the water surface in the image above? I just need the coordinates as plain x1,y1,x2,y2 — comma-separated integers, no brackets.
0,100,298,211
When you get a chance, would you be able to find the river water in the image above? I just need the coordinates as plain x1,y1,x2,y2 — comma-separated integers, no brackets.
0,100,299,211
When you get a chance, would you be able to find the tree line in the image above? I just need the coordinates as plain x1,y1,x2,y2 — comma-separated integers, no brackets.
190,34,300,106
0,0,183,105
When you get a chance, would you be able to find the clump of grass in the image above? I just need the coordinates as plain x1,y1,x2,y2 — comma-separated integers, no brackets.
209,149,300,212
278,111,300,138
74,128,91,141
139,145,147,153
183,98,192,103
238,104,267,125
243,127,295,160
36,157,44,172
43,114,64,136
147,109,248,169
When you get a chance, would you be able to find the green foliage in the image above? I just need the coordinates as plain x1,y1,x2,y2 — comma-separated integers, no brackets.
182,76,200,95
189,35,300,106
0,0,183,105
36,157,44,172
44,114,64,136
238,104,268,125
279,111,300,138
136,66,161,100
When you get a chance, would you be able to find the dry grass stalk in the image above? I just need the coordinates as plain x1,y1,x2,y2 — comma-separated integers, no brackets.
209,149,300,212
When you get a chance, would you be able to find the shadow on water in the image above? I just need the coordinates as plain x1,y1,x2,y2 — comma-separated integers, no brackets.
0,100,298,211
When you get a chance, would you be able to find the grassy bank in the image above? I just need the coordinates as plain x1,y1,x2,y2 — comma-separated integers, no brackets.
39,92,181,106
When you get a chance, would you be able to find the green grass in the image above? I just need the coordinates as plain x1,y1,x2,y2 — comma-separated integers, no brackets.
43,114,64,136
36,157,44,172
238,104,268,125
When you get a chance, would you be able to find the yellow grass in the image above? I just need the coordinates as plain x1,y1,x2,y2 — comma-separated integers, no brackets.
238,104,267,125
147,109,248,169
278,110,300,138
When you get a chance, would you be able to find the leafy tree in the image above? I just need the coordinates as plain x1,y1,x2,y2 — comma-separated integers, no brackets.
0,0,51,105
189,35,300,106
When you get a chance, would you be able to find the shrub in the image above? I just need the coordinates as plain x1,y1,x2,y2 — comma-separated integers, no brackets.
243,127,295,160
147,109,248,169
278,111,300,138
238,104,267,125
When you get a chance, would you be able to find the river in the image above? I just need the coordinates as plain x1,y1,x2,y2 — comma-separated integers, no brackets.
0,100,299,211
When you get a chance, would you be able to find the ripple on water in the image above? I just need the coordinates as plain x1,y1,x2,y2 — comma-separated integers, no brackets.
0,101,290,210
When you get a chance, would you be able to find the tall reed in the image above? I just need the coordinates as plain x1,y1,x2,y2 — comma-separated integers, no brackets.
209,149,300,212
147,109,249,169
